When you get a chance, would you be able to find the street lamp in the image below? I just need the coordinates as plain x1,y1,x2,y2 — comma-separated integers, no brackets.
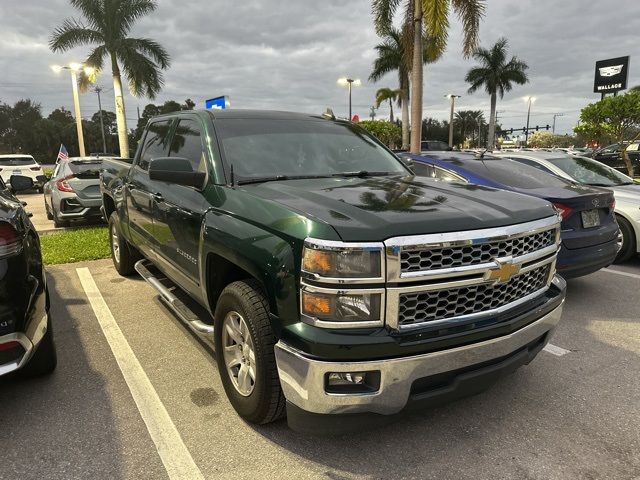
523,96,536,147
445,94,461,148
51,63,95,157
337,77,361,121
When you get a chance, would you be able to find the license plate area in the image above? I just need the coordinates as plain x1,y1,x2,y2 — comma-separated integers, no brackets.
12,170,21,176
581,209,601,228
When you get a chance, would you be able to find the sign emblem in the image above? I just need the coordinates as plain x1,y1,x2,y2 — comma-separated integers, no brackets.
599,65,623,77
592,198,601,207
485,258,521,284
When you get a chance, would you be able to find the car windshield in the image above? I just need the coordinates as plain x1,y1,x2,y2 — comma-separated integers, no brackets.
0,157,35,166
68,160,103,179
456,157,569,189
548,156,633,186
215,119,407,181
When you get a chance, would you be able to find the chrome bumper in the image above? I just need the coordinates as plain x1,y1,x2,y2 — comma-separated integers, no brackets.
274,301,563,415
0,313,48,377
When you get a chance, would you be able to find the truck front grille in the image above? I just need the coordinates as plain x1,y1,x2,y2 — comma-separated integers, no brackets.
397,265,551,327
400,229,555,273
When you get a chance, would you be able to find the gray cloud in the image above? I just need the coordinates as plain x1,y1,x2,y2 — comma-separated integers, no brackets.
1,0,638,136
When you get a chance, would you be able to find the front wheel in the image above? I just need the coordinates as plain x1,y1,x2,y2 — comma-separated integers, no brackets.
214,280,285,424
108,212,139,276
615,215,637,263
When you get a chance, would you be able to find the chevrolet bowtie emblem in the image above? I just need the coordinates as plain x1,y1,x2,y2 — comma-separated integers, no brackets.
486,259,521,284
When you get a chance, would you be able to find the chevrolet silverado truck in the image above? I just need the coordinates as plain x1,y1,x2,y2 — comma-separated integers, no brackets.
100,109,566,433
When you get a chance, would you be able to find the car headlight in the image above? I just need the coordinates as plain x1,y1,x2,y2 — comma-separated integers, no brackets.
302,239,384,282
300,285,384,328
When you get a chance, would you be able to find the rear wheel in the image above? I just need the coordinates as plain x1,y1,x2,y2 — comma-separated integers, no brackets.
615,215,636,263
214,280,285,424
109,212,140,276
53,212,68,228
19,314,57,378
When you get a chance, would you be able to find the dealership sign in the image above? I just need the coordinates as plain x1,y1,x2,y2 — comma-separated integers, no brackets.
205,95,230,110
593,56,630,93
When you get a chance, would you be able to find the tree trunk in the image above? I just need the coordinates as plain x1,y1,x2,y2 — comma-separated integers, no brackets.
389,99,394,123
410,0,423,153
111,55,130,158
401,82,410,149
488,92,497,150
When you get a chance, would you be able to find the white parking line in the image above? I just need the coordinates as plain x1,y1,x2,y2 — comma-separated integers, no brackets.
602,268,640,280
76,267,205,480
543,343,571,356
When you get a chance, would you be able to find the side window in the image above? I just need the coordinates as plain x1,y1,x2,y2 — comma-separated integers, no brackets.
138,120,173,171
411,162,435,177
169,118,205,172
433,166,466,183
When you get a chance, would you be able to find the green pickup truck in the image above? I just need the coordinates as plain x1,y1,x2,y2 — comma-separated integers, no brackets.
100,109,566,433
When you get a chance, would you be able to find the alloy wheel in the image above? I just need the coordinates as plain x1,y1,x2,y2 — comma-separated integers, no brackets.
111,223,120,264
222,311,256,396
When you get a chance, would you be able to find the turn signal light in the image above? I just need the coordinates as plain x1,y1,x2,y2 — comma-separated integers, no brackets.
302,291,332,316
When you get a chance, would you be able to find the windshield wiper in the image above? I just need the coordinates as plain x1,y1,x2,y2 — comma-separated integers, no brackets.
332,170,392,178
236,174,332,185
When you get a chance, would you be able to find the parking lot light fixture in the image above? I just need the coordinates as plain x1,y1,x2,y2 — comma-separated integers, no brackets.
51,62,87,156
337,77,361,121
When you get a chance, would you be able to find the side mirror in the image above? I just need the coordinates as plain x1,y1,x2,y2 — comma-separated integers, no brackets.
9,175,34,192
149,157,206,189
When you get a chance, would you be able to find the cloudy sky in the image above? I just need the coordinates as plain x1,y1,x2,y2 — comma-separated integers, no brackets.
1,0,638,136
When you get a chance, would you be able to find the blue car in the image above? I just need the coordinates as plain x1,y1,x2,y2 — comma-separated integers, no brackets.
403,151,619,278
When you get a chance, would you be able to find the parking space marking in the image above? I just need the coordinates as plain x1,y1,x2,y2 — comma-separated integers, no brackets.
543,343,571,356
602,268,640,280
76,267,205,480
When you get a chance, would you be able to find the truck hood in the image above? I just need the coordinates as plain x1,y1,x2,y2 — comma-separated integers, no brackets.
241,175,555,242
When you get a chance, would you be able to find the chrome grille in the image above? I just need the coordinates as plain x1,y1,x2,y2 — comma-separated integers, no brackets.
397,265,551,327
400,228,555,273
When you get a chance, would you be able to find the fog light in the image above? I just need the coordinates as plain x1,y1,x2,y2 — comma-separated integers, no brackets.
325,370,381,394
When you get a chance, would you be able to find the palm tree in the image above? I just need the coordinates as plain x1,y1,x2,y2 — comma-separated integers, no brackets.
50,0,170,157
375,87,403,123
373,0,485,153
465,38,528,150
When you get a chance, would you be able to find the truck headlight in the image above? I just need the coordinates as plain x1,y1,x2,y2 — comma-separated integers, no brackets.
301,286,384,327
302,239,384,282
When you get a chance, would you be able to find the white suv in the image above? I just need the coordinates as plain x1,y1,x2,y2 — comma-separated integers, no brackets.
0,155,45,192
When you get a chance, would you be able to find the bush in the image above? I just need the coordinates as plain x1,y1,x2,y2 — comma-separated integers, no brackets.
358,120,402,149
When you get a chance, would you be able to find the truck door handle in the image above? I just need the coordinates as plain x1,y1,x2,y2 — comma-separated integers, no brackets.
152,192,164,202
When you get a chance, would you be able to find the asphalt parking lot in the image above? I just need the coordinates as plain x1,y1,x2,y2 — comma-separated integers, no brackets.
1,258,639,480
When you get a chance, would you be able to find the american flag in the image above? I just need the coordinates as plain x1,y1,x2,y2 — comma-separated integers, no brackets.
57,144,69,162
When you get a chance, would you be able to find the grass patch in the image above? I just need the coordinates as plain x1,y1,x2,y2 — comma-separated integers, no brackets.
40,227,111,265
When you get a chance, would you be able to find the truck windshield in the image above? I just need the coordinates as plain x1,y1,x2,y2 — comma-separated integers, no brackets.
548,156,634,186
215,119,408,182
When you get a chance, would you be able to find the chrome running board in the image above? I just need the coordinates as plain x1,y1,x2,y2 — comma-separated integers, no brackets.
134,260,214,337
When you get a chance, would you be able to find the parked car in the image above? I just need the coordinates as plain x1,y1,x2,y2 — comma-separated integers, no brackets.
0,175,56,379
43,157,104,228
591,142,640,174
421,140,452,151
0,154,46,193
403,151,619,279
493,151,640,262
101,109,566,433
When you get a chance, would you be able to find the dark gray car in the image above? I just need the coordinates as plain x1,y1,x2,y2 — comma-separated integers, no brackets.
43,158,104,227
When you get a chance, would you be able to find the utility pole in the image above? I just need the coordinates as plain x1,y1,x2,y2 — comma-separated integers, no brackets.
445,94,461,148
552,113,564,135
94,86,107,153
369,106,376,121
524,96,535,147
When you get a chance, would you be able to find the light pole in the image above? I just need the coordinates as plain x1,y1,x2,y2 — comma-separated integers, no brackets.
94,86,107,153
523,96,536,147
52,63,94,157
337,77,361,121
445,94,461,148
552,113,564,135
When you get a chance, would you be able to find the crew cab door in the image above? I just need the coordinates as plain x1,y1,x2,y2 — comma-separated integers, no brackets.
126,118,173,258
150,116,209,286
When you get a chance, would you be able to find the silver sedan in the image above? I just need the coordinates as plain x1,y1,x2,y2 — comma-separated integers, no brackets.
492,151,640,262
43,157,104,228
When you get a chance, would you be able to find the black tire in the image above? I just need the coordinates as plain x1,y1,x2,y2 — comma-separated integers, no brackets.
108,211,140,276
615,215,636,263
53,210,68,228
45,201,54,220
19,314,57,378
214,280,285,424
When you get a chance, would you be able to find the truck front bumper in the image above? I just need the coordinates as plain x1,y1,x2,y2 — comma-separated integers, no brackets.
275,299,563,420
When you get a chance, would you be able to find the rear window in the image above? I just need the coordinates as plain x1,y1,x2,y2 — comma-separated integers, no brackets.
69,161,103,179
458,157,569,189
0,157,36,166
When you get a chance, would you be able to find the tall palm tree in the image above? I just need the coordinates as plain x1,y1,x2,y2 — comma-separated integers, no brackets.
465,38,528,150
375,87,403,123
50,0,170,157
373,0,485,153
